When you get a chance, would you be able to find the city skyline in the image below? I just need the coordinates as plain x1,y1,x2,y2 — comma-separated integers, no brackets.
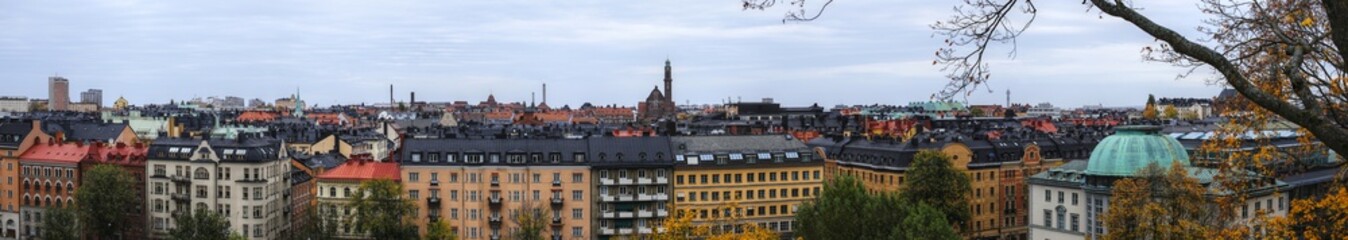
0,1,1223,108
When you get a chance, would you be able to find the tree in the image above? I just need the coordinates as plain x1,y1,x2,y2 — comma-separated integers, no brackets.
169,209,233,240
1101,162,1217,240
901,150,972,229
286,203,338,240
969,107,985,117
1144,94,1159,120
508,202,550,240
1162,105,1179,120
349,179,418,240
653,202,778,240
76,164,137,239
1266,187,1348,239
649,204,707,240
43,207,79,240
424,219,458,240
895,203,960,240
795,174,958,240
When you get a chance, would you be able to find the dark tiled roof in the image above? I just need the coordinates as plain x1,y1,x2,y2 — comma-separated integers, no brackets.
588,137,674,167
291,168,313,186
0,122,31,149
148,137,284,163
671,135,808,153
41,122,129,142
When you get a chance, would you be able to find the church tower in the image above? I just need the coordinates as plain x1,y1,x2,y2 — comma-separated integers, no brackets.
664,59,673,104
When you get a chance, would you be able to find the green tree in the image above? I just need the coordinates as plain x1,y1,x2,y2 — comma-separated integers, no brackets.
795,175,886,240
969,107,985,117
895,203,959,240
509,202,550,240
424,219,458,240
42,207,79,240
901,150,972,229
169,209,233,240
349,179,418,240
76,164,137,239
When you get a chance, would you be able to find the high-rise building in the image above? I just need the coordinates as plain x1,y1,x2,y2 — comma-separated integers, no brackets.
48,76,69,111
80,89,103,108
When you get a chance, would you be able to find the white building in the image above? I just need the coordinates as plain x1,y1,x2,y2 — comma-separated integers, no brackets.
0,97,28,113
1028,126,1286,240
1025,102,1061,119
146,136,290,239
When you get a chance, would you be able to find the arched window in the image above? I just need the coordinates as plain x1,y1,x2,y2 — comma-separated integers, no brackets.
196,202,208,211
66,183,72,194
194,167,210,180
54,185,61,195
329,187,337,197
1055,206,1067,229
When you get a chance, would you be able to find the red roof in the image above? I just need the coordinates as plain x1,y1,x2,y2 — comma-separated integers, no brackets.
90,143,149,165
20,142,93,165
317,160,400,182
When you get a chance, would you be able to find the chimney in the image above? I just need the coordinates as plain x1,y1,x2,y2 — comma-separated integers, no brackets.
542,83,547,105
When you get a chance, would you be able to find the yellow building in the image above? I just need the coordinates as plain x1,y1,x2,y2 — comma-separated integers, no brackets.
671,135,821,237
401,138,593,240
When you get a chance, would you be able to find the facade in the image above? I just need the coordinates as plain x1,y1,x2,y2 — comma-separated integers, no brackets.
671,135,820,238
19,141,92,239
0,97,29,113
145,137,290,239
401,138,593,240
314,158,399,239
1027,126,1287,240
47,77,69,111
588,137,673,239
0,121,47,239
80,89,102,108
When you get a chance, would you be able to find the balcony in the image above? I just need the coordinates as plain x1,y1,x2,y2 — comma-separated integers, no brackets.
617,211,634,218
428,215,441,222
639,227,654,234
653,193,669,201
657,209,668,217
636,177,652,185
617,178,633,185
488,215,502,227
552,235,562,240
170,193,190,202
617,228,633,235
599,179,615,186
599,194,614,202
490,179,499,187
550,197,563,208
637,209,653,218
427,197,441,206
655,177,668,184
600,227,615,235
490,234,501,240
169,175,190,183
550,216,563,227
429,180,440,187
601,211,615,219
552,179,562,187
488,196,502,208
637,194,652,201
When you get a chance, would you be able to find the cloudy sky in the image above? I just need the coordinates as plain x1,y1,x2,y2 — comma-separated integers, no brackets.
0,0,1225,108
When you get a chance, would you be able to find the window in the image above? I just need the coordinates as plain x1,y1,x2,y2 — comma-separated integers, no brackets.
1070,213,1080,232
410,190,420,199
572,173,583,183
411,153,422,162
1072,193,1078,205
572,208,582,219
1057,191,1064,204
1044,190,1050,202
572,227,582,238
1055,206,1066,229
409,172,420,182
572,190,583,201
1043,209,1051,227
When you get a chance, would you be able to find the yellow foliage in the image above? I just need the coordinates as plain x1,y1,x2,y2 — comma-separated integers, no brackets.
1264,188,1348,240
650,203,780,240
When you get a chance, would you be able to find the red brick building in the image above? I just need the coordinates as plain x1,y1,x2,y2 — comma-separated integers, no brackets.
84,142,149,239
19,140,93,238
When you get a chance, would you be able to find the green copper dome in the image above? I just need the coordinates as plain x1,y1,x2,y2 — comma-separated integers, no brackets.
1085,125,1191,177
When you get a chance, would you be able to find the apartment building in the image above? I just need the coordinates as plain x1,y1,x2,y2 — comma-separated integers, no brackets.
670,135,821,238
314,157,399,239
587,137,673,239
146,136,290,239
401,138,592,240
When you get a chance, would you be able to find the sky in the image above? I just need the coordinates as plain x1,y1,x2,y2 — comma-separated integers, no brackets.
0,0,1227,109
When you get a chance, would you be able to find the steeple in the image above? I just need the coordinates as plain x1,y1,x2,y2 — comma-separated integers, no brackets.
663,59,673,104
293,88,305,118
